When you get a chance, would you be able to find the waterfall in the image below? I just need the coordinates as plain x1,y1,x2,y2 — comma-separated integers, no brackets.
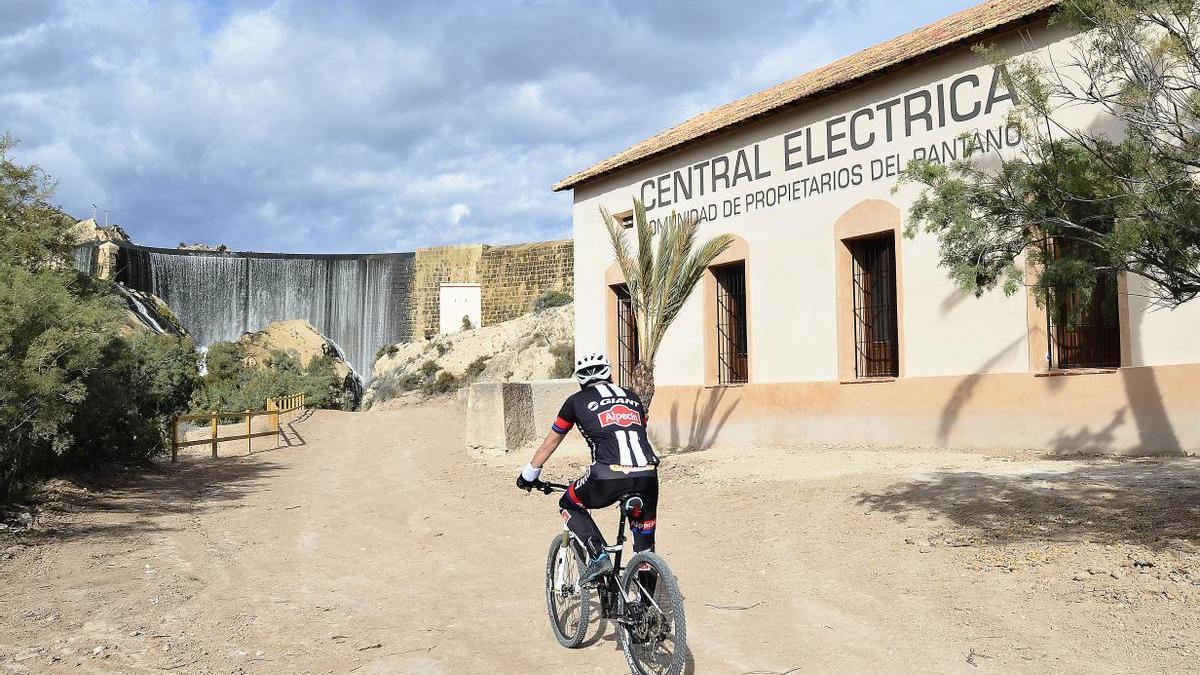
116,244,415,377
72,244,97,276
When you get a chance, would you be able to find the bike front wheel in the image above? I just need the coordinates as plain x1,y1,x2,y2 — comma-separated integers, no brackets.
545,532,591,648
619,551,687,675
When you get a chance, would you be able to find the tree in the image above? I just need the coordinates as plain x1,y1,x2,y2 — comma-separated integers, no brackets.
0,134,199,499
897,0,1200,313
602,199,732,412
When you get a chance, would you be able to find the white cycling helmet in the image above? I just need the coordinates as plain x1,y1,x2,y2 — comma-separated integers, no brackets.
573,352,612,386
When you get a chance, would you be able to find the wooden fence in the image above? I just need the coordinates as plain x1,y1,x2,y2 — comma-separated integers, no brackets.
170,393,306,462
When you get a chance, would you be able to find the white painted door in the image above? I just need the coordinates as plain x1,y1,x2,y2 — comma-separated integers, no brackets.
439,283,481,334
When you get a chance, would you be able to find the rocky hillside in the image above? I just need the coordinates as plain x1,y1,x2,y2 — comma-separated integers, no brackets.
363,303,574,409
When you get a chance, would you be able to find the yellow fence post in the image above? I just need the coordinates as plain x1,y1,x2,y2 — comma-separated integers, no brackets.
170,416,179,463
210,413,218,458
267,398,279,449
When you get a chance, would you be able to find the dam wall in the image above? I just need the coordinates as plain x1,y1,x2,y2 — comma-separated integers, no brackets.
75,238,574,378
116,244,416,376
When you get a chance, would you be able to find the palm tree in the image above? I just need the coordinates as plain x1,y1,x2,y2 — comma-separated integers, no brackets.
602,198,732,413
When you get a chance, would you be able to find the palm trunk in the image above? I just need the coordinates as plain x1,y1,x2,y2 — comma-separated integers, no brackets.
630,360,656,414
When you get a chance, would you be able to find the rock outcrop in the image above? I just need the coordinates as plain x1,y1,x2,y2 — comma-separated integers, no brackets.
364,303,574,409
177,242,228,252
238,320,363,405
113,284,188,338
71,218,130,281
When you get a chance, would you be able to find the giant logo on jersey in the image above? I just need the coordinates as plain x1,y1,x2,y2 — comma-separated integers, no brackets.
598,404,642,428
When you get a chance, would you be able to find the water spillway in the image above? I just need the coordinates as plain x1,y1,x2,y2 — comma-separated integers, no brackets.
114,244,416,377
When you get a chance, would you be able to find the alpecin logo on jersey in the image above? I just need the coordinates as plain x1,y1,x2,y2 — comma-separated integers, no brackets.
598,404,641,428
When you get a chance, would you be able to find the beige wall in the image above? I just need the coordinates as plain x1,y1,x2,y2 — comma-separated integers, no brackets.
569,20,1200,453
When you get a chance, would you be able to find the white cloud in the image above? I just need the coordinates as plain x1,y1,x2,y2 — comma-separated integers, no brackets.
0,0,978,253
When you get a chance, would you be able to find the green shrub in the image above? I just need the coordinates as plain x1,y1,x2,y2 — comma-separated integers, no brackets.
0,135,203,499
462,315,474,330
66,332,200,467
533,290,572,312
419,360,440,378
550,341,575,379
374,342,400,362
191,344,347,414
423,370,460,395
464,355,490,382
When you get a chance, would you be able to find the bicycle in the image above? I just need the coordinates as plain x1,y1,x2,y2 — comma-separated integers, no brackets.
529,479,687,675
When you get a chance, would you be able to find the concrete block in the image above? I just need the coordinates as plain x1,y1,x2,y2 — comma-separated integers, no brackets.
465,382,507,451
466,378,590,459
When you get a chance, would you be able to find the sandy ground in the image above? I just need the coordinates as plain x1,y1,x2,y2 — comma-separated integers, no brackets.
2,401,1199,674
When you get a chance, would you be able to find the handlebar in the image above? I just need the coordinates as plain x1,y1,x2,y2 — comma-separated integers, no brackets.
530,479,569,494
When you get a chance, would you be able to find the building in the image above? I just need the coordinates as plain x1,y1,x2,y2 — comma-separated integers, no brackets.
555,0,1200,455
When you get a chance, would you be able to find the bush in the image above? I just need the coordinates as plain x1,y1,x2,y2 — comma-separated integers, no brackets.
462,315,474,330
464,355,490,382
533,290,572,312
0,135,200,500
423,370,460,395
66,333,200,467
374,343,400,362
191,344,346,414
550,342,575,379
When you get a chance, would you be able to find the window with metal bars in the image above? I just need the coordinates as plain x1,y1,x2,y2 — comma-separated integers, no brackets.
849,234,899,378
613,285,640,388
1046,241,1121,369
714,262,748,384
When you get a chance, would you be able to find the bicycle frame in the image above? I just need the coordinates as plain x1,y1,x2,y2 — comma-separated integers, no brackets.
537,480,635,618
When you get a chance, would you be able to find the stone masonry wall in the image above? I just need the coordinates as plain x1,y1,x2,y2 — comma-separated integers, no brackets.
409,244,484,338
478,239,574,327
407,239,574,339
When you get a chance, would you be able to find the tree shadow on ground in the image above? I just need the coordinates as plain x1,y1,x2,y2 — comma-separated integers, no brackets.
10,452,286,545
856,459,1200,549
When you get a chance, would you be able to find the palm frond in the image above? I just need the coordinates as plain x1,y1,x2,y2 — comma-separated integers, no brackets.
602,198,734,363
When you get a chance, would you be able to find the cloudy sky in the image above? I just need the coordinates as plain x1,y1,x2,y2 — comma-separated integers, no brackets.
2,0,976,253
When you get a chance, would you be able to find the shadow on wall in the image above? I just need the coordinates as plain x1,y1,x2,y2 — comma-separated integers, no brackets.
1049,367,1183,456
856,458,1200,549
660,387,740,454
936,329,1183,455
937,336,1025,445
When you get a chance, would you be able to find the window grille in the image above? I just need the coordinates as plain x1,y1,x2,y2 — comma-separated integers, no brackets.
850,235,899,378
715,263,749,384
1047,241,1121,369
614,285,640,388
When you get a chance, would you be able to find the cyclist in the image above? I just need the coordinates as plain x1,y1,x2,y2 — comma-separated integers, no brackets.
516,352,658,585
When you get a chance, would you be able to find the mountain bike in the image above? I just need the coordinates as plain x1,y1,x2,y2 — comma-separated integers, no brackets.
530,479,687,675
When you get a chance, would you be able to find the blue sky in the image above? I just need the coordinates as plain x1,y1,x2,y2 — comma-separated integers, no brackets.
2,0,977,253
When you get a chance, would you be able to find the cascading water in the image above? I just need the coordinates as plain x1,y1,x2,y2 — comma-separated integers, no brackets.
116,244,415,377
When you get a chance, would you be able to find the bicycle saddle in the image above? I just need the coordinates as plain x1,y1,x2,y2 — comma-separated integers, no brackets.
621,494,645,519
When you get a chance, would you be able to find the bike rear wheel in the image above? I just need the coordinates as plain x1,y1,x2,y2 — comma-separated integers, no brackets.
619,551,687,675
545,532,591,648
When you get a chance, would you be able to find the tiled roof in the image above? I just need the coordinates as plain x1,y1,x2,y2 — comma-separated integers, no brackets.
553,0,1057,192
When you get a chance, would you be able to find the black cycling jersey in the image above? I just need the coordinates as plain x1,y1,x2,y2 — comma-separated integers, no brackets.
552,382,658,467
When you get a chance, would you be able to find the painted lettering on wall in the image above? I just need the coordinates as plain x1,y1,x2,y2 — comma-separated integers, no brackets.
641,66,1022,227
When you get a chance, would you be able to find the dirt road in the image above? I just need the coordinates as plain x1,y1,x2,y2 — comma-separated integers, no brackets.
2,402,1199,673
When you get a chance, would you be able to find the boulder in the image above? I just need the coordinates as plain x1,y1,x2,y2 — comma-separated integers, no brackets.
70,218,130,245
